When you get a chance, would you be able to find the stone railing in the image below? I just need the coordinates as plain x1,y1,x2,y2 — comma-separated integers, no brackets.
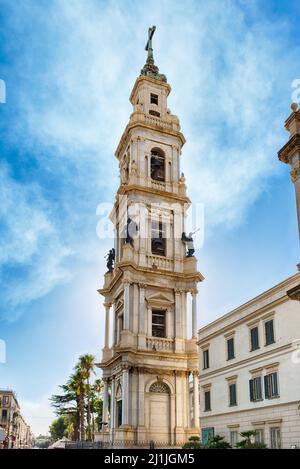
146,337,175,352
129,111,180,132
146,254,174,271
151,180,166,191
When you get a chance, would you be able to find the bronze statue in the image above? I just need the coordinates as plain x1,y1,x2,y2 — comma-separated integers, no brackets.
182,232,195,257
145,26,156,64
105,248,115,273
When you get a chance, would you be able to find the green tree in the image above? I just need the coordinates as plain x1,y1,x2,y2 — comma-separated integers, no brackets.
49,416,68,441
236,430,267,449
206,435,232,449
77,354,95,441
182,436,202,449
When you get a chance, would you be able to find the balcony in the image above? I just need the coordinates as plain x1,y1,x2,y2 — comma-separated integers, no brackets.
151,180,166,191
146,254,174,271
146,337,175,352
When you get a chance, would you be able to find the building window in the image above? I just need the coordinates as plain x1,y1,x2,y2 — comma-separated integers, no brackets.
151,220,166,256
2,396,9,406
116,400,122,428
1,409,8,421
151,149,165,181
229,383,237,406
204,390,211,412
265,319,275,345
270,427,281,449
152,310,166,338
230,430,238,447
150,93,158,105
203,349,209,369
255,429,265,444
249,376,262,402
227,337,235,360
264,372,279,399
250,326,259,351
149,109,160,117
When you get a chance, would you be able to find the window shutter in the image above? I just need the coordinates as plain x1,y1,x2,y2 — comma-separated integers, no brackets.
272,373,278,397
257,376,262,400
265,320,274,345
251,327,259,350
227,338,234,359
264,375,269,399
249,379,254,401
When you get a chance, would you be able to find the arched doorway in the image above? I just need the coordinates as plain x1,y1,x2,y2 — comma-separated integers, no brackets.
147,381,171,445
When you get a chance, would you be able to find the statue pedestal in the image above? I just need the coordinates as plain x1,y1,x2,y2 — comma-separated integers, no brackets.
103,272,113,289
122,243,134,262
183,256,197,274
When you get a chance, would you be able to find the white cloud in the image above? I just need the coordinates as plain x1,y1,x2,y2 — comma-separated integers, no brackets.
19,395,55,436
0,163,71,321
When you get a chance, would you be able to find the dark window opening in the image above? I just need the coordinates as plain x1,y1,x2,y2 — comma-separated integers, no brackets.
203,349,209,369
227,337,235,360
149,110,160,117
1,409,8,420
151,149,165,181
265,320,275,346
151,220,166,256
116,400,122,427
229,383,237,406
152,310,166,338
204,391,211,412
150,93,158,105
250,326,259,351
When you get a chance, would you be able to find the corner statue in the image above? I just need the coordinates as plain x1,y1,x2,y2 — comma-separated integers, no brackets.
182,232,195,257
105,248,115,273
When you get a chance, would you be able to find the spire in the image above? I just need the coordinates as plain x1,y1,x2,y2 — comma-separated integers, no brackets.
140,25,167,83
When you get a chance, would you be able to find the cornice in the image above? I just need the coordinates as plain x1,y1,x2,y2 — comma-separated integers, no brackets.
198,272,300,342
116,183,191,205
115,120,185,158
278,133,300,163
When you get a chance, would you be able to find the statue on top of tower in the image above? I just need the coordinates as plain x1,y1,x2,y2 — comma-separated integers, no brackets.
141,26,167,83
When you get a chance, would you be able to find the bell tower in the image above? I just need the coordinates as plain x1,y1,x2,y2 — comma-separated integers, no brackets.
97,26,204,447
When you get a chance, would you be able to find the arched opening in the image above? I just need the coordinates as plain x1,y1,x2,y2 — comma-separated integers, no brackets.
148,380,171,444
151,148,165,182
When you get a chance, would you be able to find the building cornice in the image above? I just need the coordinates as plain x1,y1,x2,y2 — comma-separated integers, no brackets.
198,272,300,342
115,119,185,159
200,399,300,420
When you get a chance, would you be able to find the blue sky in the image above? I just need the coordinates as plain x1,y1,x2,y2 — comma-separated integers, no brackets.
0,0,299,435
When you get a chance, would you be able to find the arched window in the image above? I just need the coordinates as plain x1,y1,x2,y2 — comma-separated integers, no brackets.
149,381,170,394
151,148,165,182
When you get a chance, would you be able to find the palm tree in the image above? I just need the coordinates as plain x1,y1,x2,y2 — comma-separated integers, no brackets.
91,379,104,440
78,354,95,441
68,370,86,441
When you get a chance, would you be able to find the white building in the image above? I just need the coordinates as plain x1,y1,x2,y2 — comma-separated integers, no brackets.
198,103,300,449
198,273,300,448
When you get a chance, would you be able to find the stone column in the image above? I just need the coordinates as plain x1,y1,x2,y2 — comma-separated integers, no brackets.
123,282,130,330
193,371,200,428
175,290,182,338
110,377,115,431
122,367,130,426
138,284,146,334
112,303,117,347
191,289,198,338
102,378,109,429
138,368,145,427
104,303,111,348
181,290,187,340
